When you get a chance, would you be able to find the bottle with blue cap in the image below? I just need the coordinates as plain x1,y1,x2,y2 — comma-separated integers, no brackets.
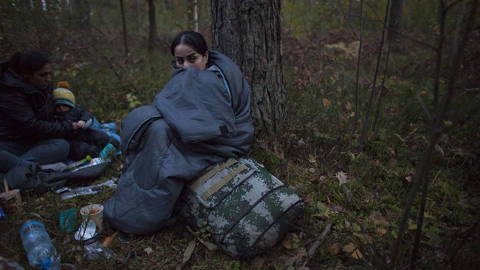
20,220,60,269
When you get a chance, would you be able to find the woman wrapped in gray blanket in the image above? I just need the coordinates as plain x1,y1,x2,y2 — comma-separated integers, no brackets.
104,31,254,235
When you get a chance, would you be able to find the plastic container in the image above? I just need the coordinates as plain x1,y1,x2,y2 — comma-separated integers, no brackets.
20,220,60,270
98,143,116,160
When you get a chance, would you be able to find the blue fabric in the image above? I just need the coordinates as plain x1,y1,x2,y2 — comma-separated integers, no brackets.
90,118,121,154
104,51,254,235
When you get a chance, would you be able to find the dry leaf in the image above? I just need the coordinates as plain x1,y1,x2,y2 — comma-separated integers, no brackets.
377,228,387,236
342,242,356,253
144,247,153,255
369,212,390,226
353,233,373,244
308,155,317,164
329,243,340,255
345,102,352,111
405,176,413,182
352,249,363,259
322,98,331,107
177,240,196,270
336,171,348,186
343,242,363,259
309,168,316,173
282,234,293,249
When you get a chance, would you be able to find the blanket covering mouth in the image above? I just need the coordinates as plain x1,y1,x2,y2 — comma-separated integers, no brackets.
103,51,254,235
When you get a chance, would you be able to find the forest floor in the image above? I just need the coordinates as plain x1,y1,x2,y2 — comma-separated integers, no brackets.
1,30,479,270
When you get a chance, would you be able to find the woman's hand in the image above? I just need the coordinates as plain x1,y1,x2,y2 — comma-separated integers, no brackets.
73,120,86,129
76,120,86,128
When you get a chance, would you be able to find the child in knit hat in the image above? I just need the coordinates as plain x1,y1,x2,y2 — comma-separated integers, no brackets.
53,81,118,160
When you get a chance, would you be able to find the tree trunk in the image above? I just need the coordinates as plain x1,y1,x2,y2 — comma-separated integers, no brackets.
147,0,157,53
194,0,198,32
119,0,128,55
211,0,285,136
388,0,404,42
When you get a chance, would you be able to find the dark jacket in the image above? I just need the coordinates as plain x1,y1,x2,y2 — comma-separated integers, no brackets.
0,63,73,143
54,105,92,124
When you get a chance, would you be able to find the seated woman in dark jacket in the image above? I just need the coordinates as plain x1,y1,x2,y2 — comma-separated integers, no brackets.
0,51,75,168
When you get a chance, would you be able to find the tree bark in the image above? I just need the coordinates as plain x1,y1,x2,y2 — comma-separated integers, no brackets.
388,0,404,42
120,0,128,55
211,0,285,136
147,0,157,53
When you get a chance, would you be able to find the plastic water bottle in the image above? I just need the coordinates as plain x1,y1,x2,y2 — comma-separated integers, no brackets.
98,143,116,160
20,220,60,270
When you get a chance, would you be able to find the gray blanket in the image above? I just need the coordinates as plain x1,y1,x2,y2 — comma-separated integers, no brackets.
104,51,254,234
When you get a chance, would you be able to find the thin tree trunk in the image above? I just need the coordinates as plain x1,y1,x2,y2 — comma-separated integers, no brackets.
120,0,128,55
358,0,390,148
194,0,198,32
388,0,404,42
147,0,157,53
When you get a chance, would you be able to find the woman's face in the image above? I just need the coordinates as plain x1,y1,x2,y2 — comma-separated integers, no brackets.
24,63,53,90
174,44,208,70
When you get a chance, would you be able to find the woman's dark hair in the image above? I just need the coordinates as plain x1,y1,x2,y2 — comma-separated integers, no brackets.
170,31,208,56
8,51,50,75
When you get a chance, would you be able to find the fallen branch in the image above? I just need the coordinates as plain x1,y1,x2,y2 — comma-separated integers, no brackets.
304,223,332,266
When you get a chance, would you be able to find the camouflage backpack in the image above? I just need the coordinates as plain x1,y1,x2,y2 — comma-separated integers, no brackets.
178,158,304,258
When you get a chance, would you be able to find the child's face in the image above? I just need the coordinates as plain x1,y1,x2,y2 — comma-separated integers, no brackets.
56,104,72,113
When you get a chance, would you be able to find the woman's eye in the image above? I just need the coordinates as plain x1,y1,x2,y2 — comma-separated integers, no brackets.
176,58,184,64
187,56,197,63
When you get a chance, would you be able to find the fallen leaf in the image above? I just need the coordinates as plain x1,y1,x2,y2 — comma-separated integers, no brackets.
329,243,340,255
336,171,348,186
405,176,413,182
351,249,363,259
308,155,317,164
352,223,362,232
345,102,352,111
282,234,293,249
344,220,351,230
322,98,331,108
309,168,316,173
177,240,196,270
144,247,153,255
343,242,356,253
377,228,387,236
369,212,390,226
343,242,363,259
408,224,418,230
353,233,373,244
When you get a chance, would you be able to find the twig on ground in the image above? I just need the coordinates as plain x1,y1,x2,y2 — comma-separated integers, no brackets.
304,223,332,266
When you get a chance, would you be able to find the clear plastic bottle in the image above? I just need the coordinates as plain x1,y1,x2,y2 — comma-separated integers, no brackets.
20,220,60,270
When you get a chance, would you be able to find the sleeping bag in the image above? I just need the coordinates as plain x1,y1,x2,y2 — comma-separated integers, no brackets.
103,51,254,235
